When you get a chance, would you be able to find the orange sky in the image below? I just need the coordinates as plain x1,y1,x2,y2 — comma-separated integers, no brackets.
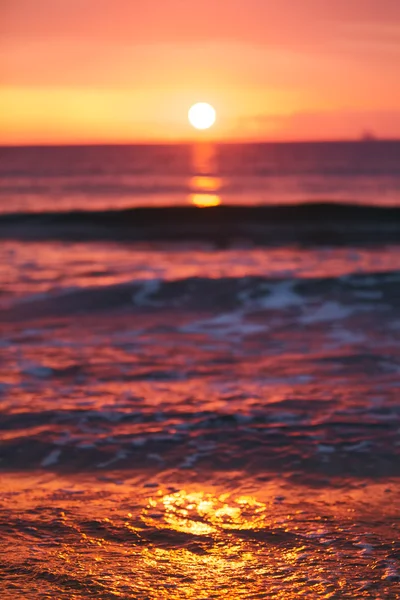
1,0,400,144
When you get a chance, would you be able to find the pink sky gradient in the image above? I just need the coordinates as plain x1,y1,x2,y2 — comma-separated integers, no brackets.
1,0,400,143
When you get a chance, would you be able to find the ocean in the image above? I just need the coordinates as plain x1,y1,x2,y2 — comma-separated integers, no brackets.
1,141,399,598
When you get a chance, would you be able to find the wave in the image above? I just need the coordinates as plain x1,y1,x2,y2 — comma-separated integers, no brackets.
3,271,399,320
1,202,400,245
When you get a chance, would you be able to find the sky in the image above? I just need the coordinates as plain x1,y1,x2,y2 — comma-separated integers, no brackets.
1,0,400,143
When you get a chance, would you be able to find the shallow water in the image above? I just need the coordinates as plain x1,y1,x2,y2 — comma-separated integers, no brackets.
2,240,400,303
1,245,400,598
1,142,400,598
1,473,399,599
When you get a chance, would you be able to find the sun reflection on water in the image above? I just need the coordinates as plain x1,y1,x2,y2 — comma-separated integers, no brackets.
142,490,267,535
190,193,221,208
189,142,222,207
189,175,222,207
2,475,399,598
190,175,222,192
136,489,322,600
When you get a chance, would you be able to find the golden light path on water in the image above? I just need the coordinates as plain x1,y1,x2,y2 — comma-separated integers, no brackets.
1,473,399,598
190,193,221,207
189,152,222,206
189,176,221,208
142,490,267,535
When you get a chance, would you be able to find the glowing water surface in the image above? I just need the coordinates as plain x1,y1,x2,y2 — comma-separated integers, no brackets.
1,473,399,599
1,237,399,597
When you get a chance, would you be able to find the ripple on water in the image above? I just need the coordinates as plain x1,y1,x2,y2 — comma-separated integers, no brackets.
0,474,399,599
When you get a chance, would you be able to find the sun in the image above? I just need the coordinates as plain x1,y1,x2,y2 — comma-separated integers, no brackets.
188,103,216,130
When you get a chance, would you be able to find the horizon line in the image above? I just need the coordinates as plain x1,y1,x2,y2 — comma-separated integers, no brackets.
1,137,399,149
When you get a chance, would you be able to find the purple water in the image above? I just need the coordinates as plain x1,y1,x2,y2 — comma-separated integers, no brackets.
0,142,399,598
1,141,400,213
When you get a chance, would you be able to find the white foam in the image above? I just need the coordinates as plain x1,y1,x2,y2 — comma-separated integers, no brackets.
354,541,374,555
181,311,266,338
22,363,53,378
97,450,127,468
329,328,366,345
317,444,335,454
300,302,355,324
344,441,371,452
41,449,61,467
132,279,162,306
238,280,302,311
147,453,163,462
180,453,200,469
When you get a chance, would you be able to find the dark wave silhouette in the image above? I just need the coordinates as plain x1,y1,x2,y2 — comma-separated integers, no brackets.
1,202,399,245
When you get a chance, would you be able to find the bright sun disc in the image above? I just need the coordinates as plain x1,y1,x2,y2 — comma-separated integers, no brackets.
188,103,216,130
